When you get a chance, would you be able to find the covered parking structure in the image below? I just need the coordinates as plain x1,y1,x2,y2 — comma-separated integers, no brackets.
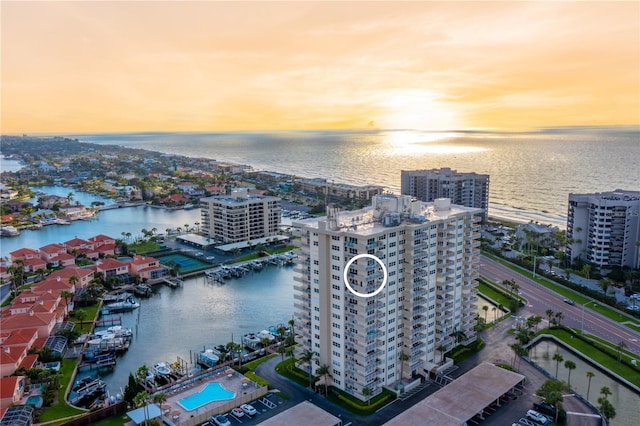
384,362,526,426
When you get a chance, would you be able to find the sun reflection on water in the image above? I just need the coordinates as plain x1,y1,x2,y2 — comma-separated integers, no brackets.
382,130,487,155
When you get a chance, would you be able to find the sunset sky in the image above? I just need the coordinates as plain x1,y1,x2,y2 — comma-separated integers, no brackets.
2,1,638,133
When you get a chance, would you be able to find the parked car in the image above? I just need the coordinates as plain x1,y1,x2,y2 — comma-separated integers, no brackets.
533,401,556,417
231,407,245,418
210,414,231,426
526,409,549,425
240,403,257,416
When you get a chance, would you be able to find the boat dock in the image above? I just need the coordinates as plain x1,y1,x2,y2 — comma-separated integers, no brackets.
204,252,296,284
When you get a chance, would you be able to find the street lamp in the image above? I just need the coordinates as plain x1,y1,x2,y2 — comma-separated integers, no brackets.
581,301,597,335
533,256,537,278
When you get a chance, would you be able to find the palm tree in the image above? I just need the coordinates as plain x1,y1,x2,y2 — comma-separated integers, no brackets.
554,311,564,328
277,344,287,361
545,309,554,327
152,391,167,407
399,351,409,383
133,391,151,425
75,309,87,330
276,325,288,340
285,346,295,360
598,387,616,420
362,386,373,405
316,364,330,395
297,350,315,388
60,290,73,316
546,390,564,424
586,371,595,400
492,306,497,322
553,352,563,378
564,360,576,387
288,317,295,335
616,340,627,363
482,305,489,322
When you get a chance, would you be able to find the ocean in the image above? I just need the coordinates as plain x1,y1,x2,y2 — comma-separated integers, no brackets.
71,127,640,228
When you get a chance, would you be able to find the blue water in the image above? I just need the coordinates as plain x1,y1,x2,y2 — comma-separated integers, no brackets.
177,382,236,411
72,127,640,227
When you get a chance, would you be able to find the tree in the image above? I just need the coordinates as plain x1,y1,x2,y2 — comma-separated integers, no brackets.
482,305,489,322
599,278,613,296
546,390,564,424
586,371,595,401
288,317,295,335
510,343,526,369
553,352,564,378
277,344,287,361
75,309,87,330
554,311,564,328
133,391,151,425
598,387,616,420
136,365,150,384
316,364,330,395
545,309,554,327
297,350,315,388
152,391,167,406
60,290,74,316
616,340,627,363
492,306,497,322
362,386,373,405
399,351,409,383
564,360,576,387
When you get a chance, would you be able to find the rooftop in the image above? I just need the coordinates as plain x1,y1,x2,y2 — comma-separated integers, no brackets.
296,195,479,236
259,401,341,426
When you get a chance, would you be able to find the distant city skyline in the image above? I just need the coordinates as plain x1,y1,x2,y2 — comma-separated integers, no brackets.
2,1,638,133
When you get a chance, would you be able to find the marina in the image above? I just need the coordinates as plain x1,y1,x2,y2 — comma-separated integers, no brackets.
70,262,296,398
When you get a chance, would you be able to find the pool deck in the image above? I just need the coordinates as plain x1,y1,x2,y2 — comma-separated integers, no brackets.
161,370,265,426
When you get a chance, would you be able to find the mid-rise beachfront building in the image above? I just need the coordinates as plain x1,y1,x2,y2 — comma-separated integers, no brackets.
200,188,281,244
293,194,481,401
400,168,490,221
567,190,640,269
296,178,385,204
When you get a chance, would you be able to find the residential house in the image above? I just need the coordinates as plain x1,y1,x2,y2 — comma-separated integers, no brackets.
47,267,94,288
89,234,116,257
39,244,75,268
0,376,26,408
129,255,167,281
63,238,98,260
95,258,129,280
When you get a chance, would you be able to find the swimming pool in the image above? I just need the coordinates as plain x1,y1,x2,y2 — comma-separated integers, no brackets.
26,395,43,408
177,382,236,411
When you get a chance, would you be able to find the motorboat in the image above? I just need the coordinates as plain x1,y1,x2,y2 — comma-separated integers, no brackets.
153,362,171,376
199,349,220,366
104,295,140,312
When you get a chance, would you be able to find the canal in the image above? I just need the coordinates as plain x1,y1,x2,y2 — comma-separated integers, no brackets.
529,339,639,426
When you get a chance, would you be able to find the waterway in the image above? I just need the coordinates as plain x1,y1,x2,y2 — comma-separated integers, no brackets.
90,266,296,396
0,186,200,258
529,339,639,426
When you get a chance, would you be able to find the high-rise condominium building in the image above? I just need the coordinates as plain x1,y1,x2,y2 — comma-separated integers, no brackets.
400,168,490,221
293,195,481,401
200,188,281,244
567,190,640,269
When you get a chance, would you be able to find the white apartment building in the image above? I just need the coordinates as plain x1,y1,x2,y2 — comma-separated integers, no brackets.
567,190,640,269
401,168,490,221
200,188,281,244
293,195,481,401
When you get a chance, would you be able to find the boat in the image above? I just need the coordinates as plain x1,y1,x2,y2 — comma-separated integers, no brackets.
199,349,220,366
103,292,133,304
104,295,140,312
153,362,171,376
73,376,95,392
133,284,152,297
0,225,20,237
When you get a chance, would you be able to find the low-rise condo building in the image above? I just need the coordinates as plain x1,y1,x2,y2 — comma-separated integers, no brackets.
200,188,281,244
293,194,481,402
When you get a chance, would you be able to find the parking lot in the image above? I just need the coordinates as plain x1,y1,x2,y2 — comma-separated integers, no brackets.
205,393,285,426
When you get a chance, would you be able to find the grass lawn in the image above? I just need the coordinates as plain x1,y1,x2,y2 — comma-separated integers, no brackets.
482,252,640,332
234,245,296,263
38,359,85,422
128,241,161,254
89,416,130,426
539,327,640,388
478,280,516,307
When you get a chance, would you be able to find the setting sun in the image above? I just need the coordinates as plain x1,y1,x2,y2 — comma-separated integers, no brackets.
377,90,461,131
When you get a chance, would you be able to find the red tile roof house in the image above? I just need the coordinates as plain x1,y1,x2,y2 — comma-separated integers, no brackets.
0,311,61,344
129,255,167,281
39,243,73,268
63,237,99,260
0,376,26,408
9,248,40,264
89,234,117,256
47,267,95,288
0,345,29,378
0,329,39,378
95,258,129,280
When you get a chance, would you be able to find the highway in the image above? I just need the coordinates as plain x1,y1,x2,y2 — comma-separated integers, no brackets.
480,255,640,357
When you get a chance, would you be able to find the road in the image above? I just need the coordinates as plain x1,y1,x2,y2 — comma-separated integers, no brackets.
480,255,640,356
